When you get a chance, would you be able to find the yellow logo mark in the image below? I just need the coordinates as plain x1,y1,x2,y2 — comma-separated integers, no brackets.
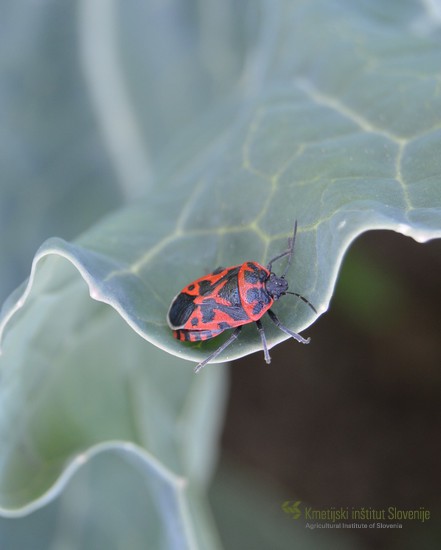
282,500,302,519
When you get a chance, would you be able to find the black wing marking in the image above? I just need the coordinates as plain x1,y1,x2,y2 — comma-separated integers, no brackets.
167,293,196,328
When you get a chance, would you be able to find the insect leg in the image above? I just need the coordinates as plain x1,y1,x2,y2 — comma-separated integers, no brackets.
255,319,271,364
266,309,310,344
194,326,243,373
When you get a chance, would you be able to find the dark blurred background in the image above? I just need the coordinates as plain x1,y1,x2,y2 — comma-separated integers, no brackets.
218,230,441,549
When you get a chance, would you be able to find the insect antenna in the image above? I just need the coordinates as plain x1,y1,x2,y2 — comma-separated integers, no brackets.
285,291,317,313
282,221,297,278
266,221,298,275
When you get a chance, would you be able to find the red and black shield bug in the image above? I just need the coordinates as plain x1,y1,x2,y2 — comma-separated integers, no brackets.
167,221,317,373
